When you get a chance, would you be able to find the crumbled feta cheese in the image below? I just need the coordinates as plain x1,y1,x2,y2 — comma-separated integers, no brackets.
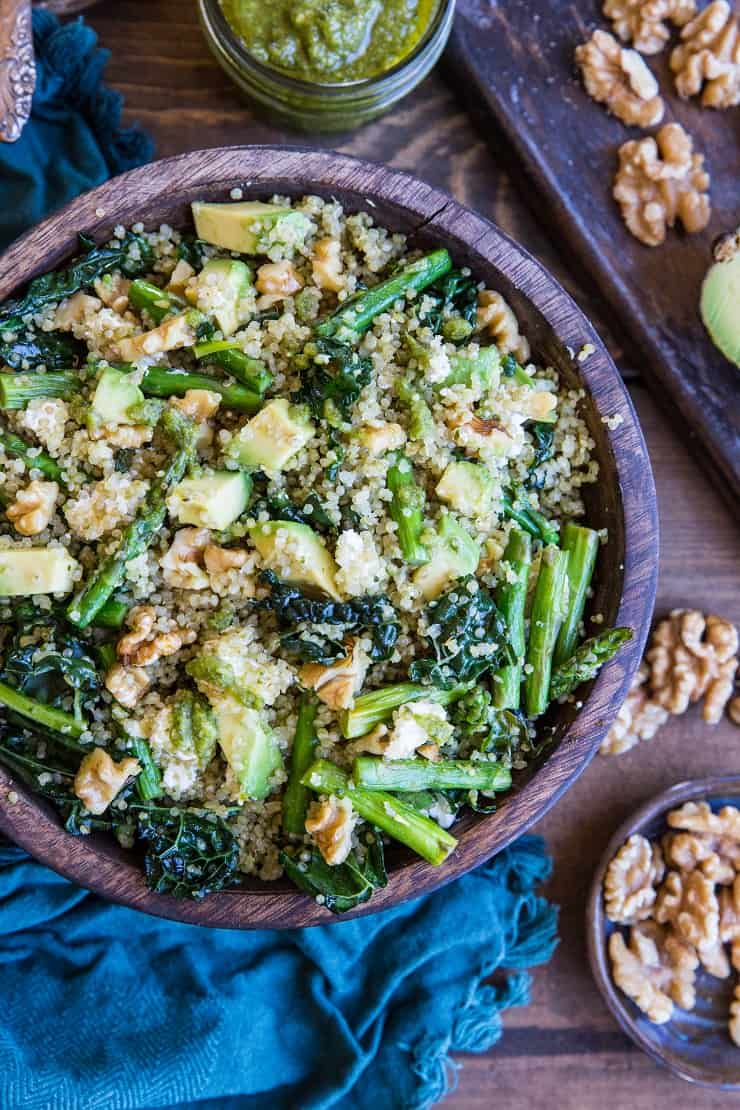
335,529,387,597
385,700,453,759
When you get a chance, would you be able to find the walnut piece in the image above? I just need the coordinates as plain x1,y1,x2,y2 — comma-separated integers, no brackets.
576,30,664,125
604,0,697,53
670,0,740,108
604,834,666,923
74,747,140,814
730,984,740,1046
305,795,356,866
312,238,344,293
648,610,738,723
105,662,150,708
93,273,130,313
663,830,736,884
298,640,369,711
6,480,58,536
116,604,196,667
655,868,719,949
170,388,221,422
476,290,530,363
614,123,711,247
609,921,698,1022
358,421,407,456
203,544,249,574
600,663,668,754
160,527,211,590
255,261,303,311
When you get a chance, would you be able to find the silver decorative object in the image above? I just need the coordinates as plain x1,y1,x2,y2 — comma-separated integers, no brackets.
0,0,35,142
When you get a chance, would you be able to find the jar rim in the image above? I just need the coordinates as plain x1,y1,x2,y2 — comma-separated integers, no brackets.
200,0,455,95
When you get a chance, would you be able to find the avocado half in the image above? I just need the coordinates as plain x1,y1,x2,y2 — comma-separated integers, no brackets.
700,229,740,369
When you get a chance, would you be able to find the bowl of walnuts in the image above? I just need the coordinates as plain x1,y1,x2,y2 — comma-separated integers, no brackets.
588,775,740,1088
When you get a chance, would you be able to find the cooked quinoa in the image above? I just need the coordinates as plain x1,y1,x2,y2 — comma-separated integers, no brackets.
0,194,626,910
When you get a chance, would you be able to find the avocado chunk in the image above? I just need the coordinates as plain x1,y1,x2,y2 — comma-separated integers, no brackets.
413,513,480,600
701,231,740,368
249,520,341,600
89,366,145,431
193,258,253,337
188,625,292,708
438,345,500,392
211,694,283,802
191,201,312,256
0,547,79,596
167,470,251,530
435,461,495,517
225,398,315,471
115,312,197,363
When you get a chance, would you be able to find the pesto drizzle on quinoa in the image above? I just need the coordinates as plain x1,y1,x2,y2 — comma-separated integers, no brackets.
0,195,630,909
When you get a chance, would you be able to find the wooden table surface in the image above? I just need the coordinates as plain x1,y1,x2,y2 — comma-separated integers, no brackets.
88,3,740,1104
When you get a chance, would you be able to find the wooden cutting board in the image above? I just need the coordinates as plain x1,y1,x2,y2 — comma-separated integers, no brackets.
445,0,740,510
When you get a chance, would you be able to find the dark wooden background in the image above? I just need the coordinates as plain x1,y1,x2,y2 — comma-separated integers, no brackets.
80,1,740,1102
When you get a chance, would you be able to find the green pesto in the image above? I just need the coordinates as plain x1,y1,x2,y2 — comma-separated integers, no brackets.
221,0,439,83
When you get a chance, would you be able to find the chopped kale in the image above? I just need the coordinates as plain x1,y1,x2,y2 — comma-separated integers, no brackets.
134,804,241,900
176,235,210,271
409,577,514,689
280,834,387,914
0,327,83,370
0,232,154,330
256,570,400,662
418,269,478,338
293,337,372,426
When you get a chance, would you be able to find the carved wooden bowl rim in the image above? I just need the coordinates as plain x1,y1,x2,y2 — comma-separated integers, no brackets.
0,147,659,929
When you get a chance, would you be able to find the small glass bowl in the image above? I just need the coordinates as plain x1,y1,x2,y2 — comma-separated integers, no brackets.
197,0,456,133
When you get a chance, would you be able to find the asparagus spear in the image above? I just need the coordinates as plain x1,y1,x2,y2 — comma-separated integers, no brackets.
340,682,466,739
502,489,559,546
353,757,512,793
386,453,428,566
128,279,185,323
193,340,273,396
549,627,633,702
301,759,457,866
128,736,162,800
524,544,570,718
0,371,78,409
316,250,452,342
0,430,63,482
282,695,318,837
0,679,86,743
492,528,532,710
91,596,129,630
66,408,198,628
553,522,600,666
140,368,261,413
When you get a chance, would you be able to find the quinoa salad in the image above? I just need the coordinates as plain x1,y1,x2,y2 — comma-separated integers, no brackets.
0,195,632,909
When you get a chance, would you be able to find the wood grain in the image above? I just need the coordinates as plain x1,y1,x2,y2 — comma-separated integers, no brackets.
0,147,657,929
446,0,740,512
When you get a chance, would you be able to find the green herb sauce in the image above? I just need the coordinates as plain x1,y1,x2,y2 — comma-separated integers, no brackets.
221,0,439,83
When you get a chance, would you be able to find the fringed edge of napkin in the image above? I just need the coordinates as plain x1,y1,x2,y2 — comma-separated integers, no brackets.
32,9,154,175
404,836,559,1109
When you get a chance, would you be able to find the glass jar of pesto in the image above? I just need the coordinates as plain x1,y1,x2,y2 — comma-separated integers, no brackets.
198,0,455,131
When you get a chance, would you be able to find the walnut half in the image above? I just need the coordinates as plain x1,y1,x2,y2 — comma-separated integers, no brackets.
576,30,664,126
305,795,356,866
604,833,665,923
74,748,140,815
670,0,740,109
608,921,698,1023
604,0,697,54
613,123,711,247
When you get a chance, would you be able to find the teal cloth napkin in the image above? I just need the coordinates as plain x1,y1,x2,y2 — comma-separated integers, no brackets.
0,837,557,1109
0,10,153,251
0,14,558,1109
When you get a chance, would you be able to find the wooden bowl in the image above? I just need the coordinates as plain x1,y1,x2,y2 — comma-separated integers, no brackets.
0,147,658,928
587,777,740,1088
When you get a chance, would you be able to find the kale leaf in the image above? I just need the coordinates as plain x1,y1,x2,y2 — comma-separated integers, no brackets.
280,834,387,914
0,327,83,370
0,232,154,330
176,235,210,271
134,805,241,900
256,570,400,662
525,422,555,490
293,337,372,425
0,604,100,719
409,577,514,689
418,269,478,337
252,491,336,535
